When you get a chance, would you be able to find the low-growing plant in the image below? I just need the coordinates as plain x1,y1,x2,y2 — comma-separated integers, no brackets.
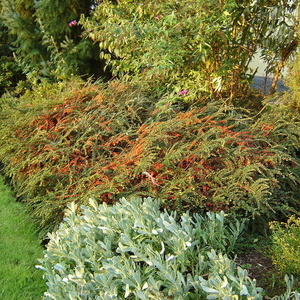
272,275,300,300
37,197,266,299
0,79,154,232
0,80,299,233
269,215,300,282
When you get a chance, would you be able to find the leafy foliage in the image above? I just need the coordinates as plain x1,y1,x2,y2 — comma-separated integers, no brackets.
0,17,24,96
82,0,297,101
37,197,265,299
272,275,300,300
270,215,300,280
0,80,299,233
0,79,153,232
0,0,107,82
1,0,47,81
285,18,300,111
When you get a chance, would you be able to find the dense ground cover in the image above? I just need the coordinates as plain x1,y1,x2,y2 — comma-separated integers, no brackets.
0,80,299,236
0,176,45,299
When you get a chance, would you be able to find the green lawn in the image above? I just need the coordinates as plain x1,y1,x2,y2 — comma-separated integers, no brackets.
0,176,45,299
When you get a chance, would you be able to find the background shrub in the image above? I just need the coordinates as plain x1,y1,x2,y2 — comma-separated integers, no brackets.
82,0,297,101
0,18,24,96
37,197,264,299
0,0,109,83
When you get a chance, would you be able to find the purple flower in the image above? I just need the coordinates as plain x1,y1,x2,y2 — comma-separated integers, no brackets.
178,89,188,96
68,20,77,27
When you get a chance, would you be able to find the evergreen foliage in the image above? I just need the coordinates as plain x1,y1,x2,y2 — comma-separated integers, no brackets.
34,0,105,79
0,0,296,95
0,17,24,95
1,0,47,80
0,0,107,82
0,80,299,233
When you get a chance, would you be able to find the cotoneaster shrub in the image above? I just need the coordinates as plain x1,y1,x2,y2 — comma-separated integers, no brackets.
0,80,300,233
37,197,265,299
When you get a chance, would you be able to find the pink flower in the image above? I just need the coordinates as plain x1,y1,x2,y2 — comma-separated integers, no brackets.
68,20,77,27
154,15,161,20
178,89,188,96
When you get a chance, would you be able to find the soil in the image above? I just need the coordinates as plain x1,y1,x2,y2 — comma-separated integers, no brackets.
235,249,286,298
